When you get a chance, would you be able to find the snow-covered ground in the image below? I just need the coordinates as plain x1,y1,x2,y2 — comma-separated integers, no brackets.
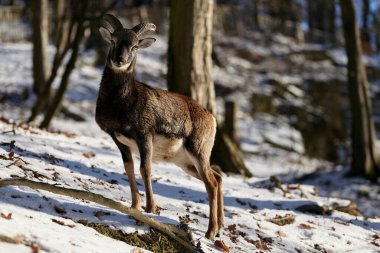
1,119,379,253
1,33,380,252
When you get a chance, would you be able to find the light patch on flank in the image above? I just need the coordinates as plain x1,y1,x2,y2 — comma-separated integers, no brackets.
115,133,194,172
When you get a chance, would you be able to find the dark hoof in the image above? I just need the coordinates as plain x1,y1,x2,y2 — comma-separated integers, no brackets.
145,205,158,214
205,230,217,241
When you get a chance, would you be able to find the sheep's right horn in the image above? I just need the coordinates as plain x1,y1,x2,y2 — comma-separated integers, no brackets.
131,23,156,37
102,14,124,32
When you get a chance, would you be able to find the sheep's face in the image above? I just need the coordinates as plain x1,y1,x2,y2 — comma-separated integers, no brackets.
99,15,156,72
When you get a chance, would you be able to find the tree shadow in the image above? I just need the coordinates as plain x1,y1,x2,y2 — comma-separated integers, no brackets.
0,185,177,228
2,143,378,233
0,143,131,187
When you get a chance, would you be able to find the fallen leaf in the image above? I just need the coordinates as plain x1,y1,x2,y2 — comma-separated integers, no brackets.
108,179,118,185
235,198,247,206
314,244,328,252
1,212,12,220
135,220,144,226
131,248,144,253
83,152,96,158
77,219,88,225
254,239,270,250
96,178,104,185
229,236,238,243
267,214,295,226
245,238,271,251
51,218,75,228
276,230,286,237
214,240,229,252
0,154,12,161
51,218,65,226
30,243,39,253
54,205,66,215
52,171,60,181
227,224,237,233
94,211,111,217
299,223,315,230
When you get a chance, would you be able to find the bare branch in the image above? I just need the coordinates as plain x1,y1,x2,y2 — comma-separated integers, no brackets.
0,234,19,244
0,178,194,252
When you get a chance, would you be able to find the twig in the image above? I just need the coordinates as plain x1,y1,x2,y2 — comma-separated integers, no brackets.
0,178,194,252
1,130,16,135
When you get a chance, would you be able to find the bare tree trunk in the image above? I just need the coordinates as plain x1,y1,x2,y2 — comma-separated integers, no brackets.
225,100,239,146
53,0,66,48
31,0,49,96
28,1,73,123
167,0,216,115
307,0,336,44
252,0,260,30
374,11,380,53
361,0,372,53
339,0,380,179
167,0,252,177
40,1,89,128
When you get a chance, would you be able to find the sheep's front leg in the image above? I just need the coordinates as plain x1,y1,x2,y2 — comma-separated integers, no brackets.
137,134,157,214
111,134,141,209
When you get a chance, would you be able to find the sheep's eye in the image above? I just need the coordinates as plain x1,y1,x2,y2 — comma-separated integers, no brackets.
132,45,138,51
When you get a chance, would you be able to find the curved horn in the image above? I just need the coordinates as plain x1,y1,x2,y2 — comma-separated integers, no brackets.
131,22,156,37
100,20,114,33
102,14,124,32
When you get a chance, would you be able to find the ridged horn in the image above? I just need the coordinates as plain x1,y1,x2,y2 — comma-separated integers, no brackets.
102,14,124,32
131,22,156,37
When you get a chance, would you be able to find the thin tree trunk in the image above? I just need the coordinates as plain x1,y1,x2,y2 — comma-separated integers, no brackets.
31,0,49,96
167,0,252,177
361,0,371,53
252,0,260,30
339,0,380,179
40,1,89,128
28,1,73,123
307,0,336,44
54,0,67,49
28,0,120,124
225,100,239,146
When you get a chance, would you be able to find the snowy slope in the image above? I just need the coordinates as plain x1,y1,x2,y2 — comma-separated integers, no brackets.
1,120,379,253
1,34,380,252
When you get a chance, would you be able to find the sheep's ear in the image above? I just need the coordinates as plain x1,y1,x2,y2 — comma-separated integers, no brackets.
138,38,156,49
99,27,112,43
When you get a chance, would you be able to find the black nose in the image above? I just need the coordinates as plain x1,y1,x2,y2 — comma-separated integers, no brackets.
118,57,126,64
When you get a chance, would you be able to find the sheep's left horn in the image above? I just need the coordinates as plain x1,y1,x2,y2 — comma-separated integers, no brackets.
131,23,156,37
